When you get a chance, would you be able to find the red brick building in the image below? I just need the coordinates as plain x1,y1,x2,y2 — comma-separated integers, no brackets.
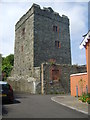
70,31,90,96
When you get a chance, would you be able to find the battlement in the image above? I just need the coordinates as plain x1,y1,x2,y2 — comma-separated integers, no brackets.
32,3,69,20
15,3,69,30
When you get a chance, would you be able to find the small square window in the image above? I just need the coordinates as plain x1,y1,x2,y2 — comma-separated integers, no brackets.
53,26,59,32
55,41,61,48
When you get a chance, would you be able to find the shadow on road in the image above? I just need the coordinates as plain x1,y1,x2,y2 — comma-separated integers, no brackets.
2,99,21,105
2,99,21,116
2,106,8,115
15,96,28,99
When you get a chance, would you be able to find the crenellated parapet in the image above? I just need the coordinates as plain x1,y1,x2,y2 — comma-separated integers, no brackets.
15,3,69,31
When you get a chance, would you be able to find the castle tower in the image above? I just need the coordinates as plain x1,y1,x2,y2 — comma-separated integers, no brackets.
14,4,71,77
10,3,72,93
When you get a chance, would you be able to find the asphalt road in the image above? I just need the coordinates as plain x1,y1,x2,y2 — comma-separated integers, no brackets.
2,93,88,118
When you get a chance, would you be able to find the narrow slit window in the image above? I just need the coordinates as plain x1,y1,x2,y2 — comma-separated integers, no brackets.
21,45,23,52
22,28,25,35
53,26,57,32
55,41,61,48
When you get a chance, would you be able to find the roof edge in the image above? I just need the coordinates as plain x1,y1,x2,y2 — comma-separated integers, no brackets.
80,30,90,49
70,72,87,77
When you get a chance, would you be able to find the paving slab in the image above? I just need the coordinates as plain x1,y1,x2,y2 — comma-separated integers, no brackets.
51,95,89,115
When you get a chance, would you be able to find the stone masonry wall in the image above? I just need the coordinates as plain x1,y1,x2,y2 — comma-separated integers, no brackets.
8,4,75,94
10,4,71,93
14,5,34,78
37,63,87,94
34,4,71,67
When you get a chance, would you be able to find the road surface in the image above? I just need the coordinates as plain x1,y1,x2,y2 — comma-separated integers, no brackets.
2,93,88,118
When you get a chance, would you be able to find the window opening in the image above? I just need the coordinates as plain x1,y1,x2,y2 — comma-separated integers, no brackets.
22,28,25,35
21,45,23,52
55,41,61,48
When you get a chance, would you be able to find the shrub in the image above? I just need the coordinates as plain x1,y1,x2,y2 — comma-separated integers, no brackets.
82,97,86,102
79,93,90,104
86,98,90,104
87,100,90,104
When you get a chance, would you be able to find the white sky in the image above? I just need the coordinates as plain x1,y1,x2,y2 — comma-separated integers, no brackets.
0,0,89,65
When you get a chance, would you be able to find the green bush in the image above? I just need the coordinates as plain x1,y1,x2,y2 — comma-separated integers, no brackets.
79,93,90,104
87,100,90,104
2,54,14,81
82,97,86,102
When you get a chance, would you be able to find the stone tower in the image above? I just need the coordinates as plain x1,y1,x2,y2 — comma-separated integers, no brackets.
11,3,71,93
14,3,71,75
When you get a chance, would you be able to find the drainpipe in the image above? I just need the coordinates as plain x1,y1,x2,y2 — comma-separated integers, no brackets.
33,81,36,94
76,85,78,97
41,63,44,95
86,85,88,94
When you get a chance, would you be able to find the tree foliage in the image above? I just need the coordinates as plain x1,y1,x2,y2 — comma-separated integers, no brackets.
2,54,14,66
2,54,14,81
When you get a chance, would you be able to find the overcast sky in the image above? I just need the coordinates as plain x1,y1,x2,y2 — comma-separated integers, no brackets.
0,0,89,65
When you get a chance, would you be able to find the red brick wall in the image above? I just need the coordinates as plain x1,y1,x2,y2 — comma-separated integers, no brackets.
70,73,87,96
85,40,90,93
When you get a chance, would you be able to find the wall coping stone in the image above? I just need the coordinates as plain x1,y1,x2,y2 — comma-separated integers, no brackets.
70,72,87,77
